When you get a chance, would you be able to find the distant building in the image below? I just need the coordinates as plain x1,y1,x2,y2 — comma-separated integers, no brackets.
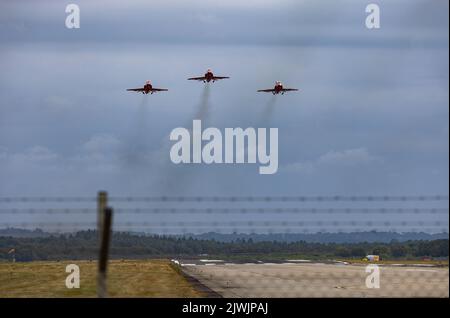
365,255,380,262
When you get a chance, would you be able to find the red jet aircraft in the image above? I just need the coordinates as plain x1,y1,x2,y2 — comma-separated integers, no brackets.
126,80,168,94
257,81,299,95
188,69,230,83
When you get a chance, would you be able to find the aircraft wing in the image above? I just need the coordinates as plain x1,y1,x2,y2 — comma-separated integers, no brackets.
212,76,230,80
257,89,275,92
281,88,299,92
151,88,168,92
127,88,145,92
188,76,207,81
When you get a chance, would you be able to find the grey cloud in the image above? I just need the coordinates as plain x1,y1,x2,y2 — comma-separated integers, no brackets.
317,148,382,166
0,0,448,48
284,147,382,174
0,0,448,200
80,134,121,154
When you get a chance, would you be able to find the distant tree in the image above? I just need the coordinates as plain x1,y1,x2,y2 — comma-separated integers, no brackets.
335,247,351,257
350,247,366,257
391,245,408,257
372,246,389,258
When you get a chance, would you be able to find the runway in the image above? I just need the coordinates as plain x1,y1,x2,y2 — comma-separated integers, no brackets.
179,261,449,298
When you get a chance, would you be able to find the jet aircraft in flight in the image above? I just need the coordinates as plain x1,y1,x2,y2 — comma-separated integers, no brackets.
257,81,299,95
127,80,168,94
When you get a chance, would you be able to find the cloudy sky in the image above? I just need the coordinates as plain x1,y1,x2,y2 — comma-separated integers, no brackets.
0,0,448,233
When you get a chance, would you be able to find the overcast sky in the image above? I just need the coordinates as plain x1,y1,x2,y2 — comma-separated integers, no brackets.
0,1,448,233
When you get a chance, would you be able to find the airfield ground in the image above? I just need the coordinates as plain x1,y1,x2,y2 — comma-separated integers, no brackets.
180,261,449,298
1,259,448,298
0,260,202,297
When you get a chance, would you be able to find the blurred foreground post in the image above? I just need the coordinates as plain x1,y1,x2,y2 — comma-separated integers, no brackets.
97,191,108,238
97,207,113,298
7,248,16,263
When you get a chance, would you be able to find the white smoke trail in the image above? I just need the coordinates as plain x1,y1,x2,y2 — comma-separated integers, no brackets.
258,95,277,127
194,83,211,124
119,95,150,167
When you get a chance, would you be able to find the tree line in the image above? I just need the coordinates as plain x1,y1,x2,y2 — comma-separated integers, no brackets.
0,230,448,262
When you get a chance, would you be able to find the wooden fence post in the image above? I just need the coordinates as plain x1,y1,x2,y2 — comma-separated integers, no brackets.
97,191,108,238
97,207,113,298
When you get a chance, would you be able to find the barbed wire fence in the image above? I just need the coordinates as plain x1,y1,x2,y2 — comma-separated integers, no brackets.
0,193,448,232
0,192,448,297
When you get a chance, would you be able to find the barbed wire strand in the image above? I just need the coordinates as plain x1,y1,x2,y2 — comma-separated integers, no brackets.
0,208,447,214
0,195,448,203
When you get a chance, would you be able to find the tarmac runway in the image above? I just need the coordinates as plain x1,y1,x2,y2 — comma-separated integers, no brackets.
179,261,449,298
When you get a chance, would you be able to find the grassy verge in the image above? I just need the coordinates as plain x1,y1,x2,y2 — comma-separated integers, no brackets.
0,259,203,297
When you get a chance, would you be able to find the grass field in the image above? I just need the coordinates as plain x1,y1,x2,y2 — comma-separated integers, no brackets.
0,260,203,297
